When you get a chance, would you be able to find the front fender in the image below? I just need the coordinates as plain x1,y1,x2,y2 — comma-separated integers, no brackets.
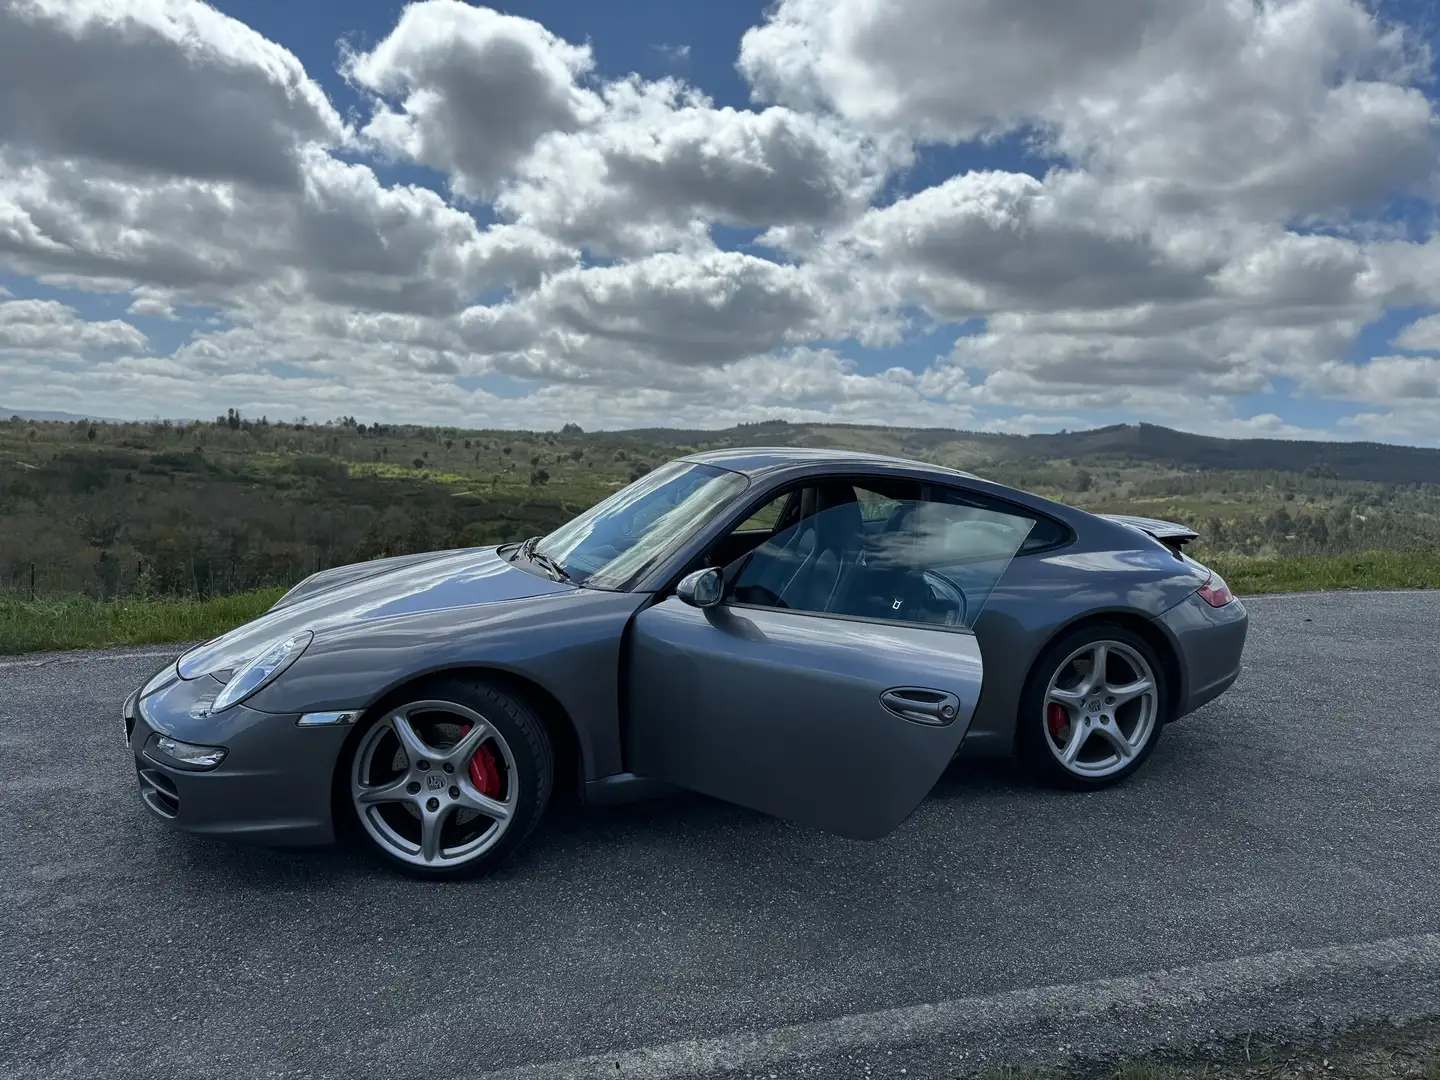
245,588,649,781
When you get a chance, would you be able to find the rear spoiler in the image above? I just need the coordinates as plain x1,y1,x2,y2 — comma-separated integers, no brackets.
1098,514,1199,557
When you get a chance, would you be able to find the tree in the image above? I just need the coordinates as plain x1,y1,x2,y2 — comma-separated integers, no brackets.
560,422,583,435
530,468,550,486
412,457,426,469
87,425,97,442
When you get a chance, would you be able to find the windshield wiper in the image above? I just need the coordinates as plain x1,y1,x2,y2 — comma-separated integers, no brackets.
520,536,572,583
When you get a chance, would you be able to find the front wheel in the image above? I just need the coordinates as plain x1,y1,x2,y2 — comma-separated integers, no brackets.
340,677,553,880
1017,624,1167,789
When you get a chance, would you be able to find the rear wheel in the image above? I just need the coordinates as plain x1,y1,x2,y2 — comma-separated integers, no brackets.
341,677,553,880
1017,624,1166,789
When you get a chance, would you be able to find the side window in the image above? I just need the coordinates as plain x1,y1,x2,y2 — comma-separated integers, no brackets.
735,494,790,532
1017,515,1070,554
722,480,1034,629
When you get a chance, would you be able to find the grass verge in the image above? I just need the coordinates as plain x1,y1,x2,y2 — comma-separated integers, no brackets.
0,588,285,655
2,549,1438,655
1206,549,1440,595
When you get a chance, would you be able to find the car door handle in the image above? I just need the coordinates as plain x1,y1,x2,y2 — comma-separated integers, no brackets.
879,687,961,726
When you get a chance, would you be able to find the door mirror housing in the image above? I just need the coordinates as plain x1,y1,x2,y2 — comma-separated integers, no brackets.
676,567,723,609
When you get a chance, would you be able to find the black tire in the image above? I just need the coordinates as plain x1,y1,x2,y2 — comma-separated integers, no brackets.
1016,622,1167,790
336,675,554,881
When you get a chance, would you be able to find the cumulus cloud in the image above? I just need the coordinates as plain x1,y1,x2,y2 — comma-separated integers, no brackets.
0,0,1437,441
0,0,345,189
1393,314,1440,351
0,150,575,316
741,0,1439,221
829,170,1224,319
497,78,901,256
343,0,602,199
0,299,147,357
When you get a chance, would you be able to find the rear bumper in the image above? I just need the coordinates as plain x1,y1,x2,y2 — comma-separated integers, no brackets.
122,676,348,847
1155,592,1249,720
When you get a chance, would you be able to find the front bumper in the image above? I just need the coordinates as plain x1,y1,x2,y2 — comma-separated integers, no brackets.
123,669,350,847
1155,591,1249,720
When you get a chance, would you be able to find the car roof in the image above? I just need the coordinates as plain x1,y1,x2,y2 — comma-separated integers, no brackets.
683,446,983,482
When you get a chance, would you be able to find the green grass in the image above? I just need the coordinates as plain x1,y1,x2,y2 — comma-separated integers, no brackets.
1207,549,1440,595
3,549,1438,655
0,588,285,655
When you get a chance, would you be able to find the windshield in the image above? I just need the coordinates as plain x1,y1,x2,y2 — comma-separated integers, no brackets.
533,460,749,589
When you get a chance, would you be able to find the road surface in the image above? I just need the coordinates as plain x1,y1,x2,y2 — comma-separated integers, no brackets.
3,591,1439,1079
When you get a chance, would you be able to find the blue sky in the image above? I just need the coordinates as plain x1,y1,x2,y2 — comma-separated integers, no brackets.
2,0,1438,441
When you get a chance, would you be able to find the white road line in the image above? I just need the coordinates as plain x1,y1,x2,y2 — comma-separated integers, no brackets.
476,932,1440,1080
0,646,181,671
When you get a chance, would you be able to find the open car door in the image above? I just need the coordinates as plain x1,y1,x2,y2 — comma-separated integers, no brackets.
624,484,1034,840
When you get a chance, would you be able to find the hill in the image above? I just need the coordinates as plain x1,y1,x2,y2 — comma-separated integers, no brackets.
651,420,1440,486
2,413,1438,602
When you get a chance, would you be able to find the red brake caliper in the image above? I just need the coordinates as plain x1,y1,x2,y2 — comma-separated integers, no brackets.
1046,702,1069,742
457,723,502,798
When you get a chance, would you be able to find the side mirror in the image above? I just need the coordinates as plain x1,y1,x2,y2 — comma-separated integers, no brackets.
676,567,723,609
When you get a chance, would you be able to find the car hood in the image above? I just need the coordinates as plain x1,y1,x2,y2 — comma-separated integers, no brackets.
177,547,576,678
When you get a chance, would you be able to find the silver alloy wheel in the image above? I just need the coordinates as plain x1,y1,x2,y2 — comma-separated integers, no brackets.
350,699,518,868
1042,640,1158,779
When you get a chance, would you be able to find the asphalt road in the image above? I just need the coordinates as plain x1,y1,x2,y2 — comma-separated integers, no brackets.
3,592,1440,1080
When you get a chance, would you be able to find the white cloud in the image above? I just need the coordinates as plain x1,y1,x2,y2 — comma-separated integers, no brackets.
0,0,345,189
464,250,850,385
498,77,900,256
126,292,176,319
829,170,1224,319
0,0,1436,442
741,0,1438,221
740,0,1177,140
343,0,602,200
1306,354,1440,402
0,299,147,357
1394,313,1440,351
0,150,576,316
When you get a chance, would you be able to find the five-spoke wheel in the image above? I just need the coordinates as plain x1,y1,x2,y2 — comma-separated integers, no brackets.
340,678,552,879
1019,624,1167,788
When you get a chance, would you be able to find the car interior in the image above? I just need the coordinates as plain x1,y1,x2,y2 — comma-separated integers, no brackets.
688,476,1037,627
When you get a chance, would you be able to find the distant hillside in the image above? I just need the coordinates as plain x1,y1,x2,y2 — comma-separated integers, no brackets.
622,420,1440,487
2,407,124,423
995,423,1440,484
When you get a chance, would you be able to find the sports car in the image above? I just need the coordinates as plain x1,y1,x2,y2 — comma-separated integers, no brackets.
122,447,1248,879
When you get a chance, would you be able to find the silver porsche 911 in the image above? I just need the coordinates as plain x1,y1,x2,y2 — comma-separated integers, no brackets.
123,448,1248,879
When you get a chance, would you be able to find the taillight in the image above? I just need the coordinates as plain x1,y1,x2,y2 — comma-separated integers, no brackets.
1197,571,1234,607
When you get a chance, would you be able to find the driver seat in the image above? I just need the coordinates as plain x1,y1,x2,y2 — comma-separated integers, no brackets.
775,483,865,613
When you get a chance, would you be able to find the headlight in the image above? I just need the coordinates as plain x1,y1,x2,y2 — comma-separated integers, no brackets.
211,632,312,712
